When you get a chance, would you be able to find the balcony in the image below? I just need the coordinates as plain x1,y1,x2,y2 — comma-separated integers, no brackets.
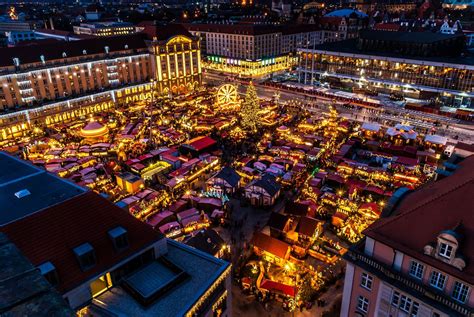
345,244,473,316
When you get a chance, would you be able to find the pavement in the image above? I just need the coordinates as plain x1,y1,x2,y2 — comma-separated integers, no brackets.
232,282,343,317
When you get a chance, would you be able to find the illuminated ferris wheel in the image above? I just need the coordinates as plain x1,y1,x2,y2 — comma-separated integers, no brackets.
216,84,238,106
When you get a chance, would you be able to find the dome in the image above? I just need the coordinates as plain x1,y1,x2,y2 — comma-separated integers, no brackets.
79,120,108,138
325,9,368,18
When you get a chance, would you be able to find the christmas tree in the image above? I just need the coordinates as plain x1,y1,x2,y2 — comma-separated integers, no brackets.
241,82,260,133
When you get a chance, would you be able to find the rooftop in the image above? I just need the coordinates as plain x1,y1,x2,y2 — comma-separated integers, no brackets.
251,174,281,197
324,9,368,18
308,37,474,66
359,29,465,44
2,190,163,293
184,23,320,36
364,155,474,284
213,166,240,187
0,233,73,316
186,229,225,256
252,231,290,259
93,240,230,316
0,152,86,226
0,34,148,67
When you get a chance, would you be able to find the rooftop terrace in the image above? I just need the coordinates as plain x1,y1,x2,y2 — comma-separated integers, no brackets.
92,240,230,316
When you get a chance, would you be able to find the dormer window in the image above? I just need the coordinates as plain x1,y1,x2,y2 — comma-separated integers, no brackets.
108,226,128,251
73,243,96,271
439,243,453,259
38,261,59,286
424,224,465,271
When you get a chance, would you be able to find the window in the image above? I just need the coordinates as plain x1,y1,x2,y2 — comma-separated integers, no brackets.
108,226,129,251
357,296,369,313
73,243,96,271
439,243,453,259
411,301,419,317
360,272,373,290
409,261,424,279
429,271,446,290
452,281,470,303
38,261,59,286
399,294,412,312
392,291,400,307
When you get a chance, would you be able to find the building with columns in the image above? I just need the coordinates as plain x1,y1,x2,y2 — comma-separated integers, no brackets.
0,24,201,141
341,155,474,317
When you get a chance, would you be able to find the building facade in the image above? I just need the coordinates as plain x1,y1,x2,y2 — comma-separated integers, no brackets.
340,156,474,317
73,22,136,37
298,32,474,109
186,23,322,77
0,25,202,141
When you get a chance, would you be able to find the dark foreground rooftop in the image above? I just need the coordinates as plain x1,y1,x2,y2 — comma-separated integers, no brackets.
0,233,73,316
0,152,86,226
92,240,230,316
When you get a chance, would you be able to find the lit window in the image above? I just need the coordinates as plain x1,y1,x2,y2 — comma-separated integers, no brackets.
429,271,446,290
409,261,424,280
357,296,369,313
452,281,470,303
400,294,412,312
439,243,453,259
361,272,373,290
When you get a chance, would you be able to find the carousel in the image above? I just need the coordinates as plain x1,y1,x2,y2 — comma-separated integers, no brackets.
78,120,109,141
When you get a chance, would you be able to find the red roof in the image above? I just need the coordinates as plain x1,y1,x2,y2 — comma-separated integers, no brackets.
374,23,401,32
260,279,297,297
395,156,419,167
185,136,216,152
1,192,162,293
364,156,474,284
251,232,290,259
297,216,321,237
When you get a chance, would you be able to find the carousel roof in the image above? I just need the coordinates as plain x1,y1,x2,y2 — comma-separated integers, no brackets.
79,121,108,138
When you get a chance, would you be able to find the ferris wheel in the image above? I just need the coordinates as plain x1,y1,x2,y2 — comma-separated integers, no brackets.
216,84,238,106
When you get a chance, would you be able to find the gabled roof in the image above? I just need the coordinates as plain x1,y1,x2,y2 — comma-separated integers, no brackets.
213,166,240,188
267,212,290,231
250,174,281,197
260,279,297,297
1,192,163,293
296,216,321,237
186,229,225,256
251,232,290,259
364,155,474,284
184,136,216,152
